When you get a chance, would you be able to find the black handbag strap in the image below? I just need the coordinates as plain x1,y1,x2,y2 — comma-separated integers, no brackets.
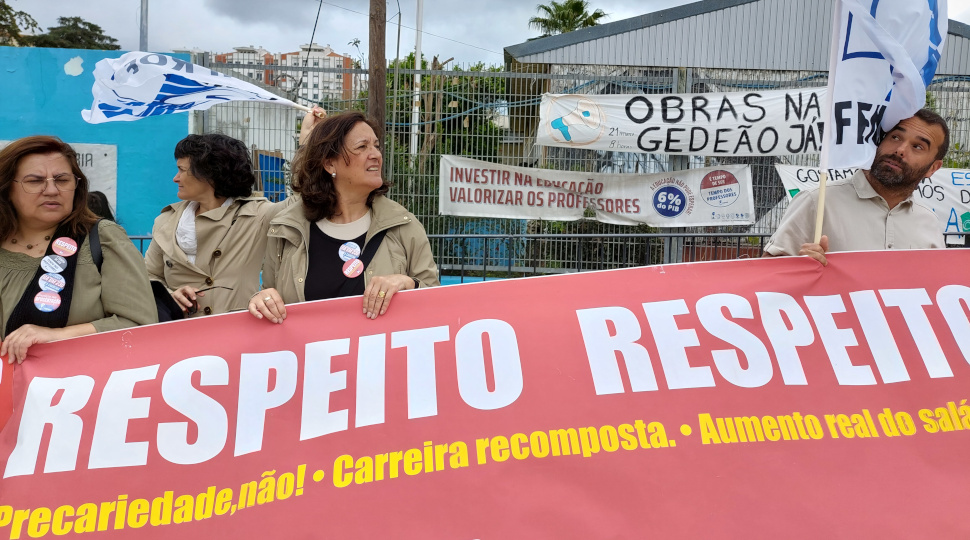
359,229,388,267
89,219,103,272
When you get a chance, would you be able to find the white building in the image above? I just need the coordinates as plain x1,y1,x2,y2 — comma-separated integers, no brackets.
214,46,275,85
212,44,355,107
277,43,354,105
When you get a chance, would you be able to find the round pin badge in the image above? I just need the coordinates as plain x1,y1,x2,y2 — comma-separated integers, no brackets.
342,258,364,278
51,237,78,257
699,170,740,208
338,241,362,262
40,254,68,273
34,291,62,312
39,272,66,293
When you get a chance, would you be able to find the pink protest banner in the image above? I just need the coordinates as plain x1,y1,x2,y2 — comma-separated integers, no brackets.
0,249,968,538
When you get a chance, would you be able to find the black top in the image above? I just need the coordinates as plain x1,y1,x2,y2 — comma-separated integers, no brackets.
304,223,367,301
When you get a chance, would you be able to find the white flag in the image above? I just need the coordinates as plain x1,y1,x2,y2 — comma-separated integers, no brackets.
81,51,301,124
822,0,947,169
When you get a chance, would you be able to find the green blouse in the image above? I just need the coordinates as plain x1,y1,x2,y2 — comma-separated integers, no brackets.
0,220,158,339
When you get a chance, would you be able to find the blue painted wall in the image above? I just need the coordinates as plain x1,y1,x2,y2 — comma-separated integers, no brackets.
0,46,189,236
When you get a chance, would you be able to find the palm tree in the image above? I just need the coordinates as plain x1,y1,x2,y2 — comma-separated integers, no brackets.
528,0,608,38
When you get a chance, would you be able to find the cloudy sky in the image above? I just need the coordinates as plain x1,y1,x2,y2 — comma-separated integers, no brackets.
13,0,970,66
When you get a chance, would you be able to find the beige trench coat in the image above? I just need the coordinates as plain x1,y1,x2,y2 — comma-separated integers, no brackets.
263,195,439,304
145,196,291,316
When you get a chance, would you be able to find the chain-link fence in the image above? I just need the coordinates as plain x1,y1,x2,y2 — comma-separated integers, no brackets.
194,54,970,278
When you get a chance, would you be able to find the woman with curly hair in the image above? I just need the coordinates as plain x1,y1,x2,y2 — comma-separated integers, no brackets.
248,108,438,323
145,133,291,317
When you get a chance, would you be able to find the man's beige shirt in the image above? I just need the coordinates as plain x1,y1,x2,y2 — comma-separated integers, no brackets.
764,170,944,256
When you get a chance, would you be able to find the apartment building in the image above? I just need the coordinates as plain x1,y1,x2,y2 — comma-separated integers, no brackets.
213,43,354,106
213,46,275,85
278,43,354,104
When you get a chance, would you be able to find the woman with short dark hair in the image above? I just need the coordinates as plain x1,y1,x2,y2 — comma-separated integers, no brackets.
0,136,156,363
87,191,114,221
145,133,291,317
249,108,438,323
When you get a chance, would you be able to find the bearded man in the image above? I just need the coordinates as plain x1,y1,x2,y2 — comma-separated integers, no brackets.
764,108,949,265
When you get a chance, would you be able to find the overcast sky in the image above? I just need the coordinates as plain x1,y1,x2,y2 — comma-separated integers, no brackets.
13,0,970,66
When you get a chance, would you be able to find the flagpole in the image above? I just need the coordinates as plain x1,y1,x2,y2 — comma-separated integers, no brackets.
815,0,841,246
813,171,827,243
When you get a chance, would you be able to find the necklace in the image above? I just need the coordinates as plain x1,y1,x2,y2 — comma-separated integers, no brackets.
11,235,51,250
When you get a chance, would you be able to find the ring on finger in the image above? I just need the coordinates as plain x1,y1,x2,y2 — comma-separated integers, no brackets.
264,296,272,302
377,290,386,298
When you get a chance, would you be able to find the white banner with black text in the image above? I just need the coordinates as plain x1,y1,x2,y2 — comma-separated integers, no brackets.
535,88,826,156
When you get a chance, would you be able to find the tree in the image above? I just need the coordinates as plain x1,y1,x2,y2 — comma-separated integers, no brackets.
381,54,511,234
348,38,365,69
528,0,608,38
31,16,120,50
0,0,39,46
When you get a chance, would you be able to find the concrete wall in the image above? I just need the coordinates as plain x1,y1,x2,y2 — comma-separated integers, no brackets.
0,46,189,235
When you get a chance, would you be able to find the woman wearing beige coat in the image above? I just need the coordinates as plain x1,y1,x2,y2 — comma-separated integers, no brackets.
249,109,439,323
145,134,290,317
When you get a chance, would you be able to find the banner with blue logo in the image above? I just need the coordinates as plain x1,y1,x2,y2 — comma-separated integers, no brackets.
82,52,301,124
822,0,948,168
439,156,754,226
535,88,827,157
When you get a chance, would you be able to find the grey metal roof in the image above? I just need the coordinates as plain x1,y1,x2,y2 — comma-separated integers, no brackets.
505,0,759,62
505,0,970,75
953,20,970,40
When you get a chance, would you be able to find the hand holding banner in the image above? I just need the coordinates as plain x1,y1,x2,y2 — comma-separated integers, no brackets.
1,250,969,538
81,52,309,124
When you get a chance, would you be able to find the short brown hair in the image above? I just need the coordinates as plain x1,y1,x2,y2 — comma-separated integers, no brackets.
912,108,950,161
174,133,256,198
0,136,98,241
290,111,390,221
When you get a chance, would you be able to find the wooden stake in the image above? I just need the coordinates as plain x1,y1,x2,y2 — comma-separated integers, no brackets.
369,0,387,145
813,171,828,243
